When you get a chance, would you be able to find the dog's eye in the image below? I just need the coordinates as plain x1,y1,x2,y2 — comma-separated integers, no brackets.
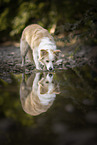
46,81,49,83
46,60,49,63
52,60,55,63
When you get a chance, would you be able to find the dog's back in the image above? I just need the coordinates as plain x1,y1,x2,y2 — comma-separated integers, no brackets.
21,24,54,48
20,24,61,70
20,24,55,66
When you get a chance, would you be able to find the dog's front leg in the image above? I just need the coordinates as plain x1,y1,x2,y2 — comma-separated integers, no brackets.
32,73,40,93
22,56,25,66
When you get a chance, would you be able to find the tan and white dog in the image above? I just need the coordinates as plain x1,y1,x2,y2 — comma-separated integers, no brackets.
20,24,61,70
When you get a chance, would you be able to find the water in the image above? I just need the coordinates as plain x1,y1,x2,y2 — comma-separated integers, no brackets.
0,65,97,145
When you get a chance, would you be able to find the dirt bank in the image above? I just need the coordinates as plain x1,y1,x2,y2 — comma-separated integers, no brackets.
0,44,97,75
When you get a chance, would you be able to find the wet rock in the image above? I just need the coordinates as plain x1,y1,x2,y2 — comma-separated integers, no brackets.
15,64,21,67
56,59,63,65
8,63,14,66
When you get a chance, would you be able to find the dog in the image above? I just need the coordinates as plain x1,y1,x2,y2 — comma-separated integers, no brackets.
20,24,61,70
20,72,60,116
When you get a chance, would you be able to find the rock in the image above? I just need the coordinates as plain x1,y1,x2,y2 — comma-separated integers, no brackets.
56,59,63,65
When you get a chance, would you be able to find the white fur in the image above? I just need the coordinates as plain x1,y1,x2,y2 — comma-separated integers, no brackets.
38,93,56,105
38,37,56,51
38,37,56,70
38,73,56,105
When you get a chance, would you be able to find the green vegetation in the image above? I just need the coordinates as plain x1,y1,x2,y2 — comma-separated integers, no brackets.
0,0,97,43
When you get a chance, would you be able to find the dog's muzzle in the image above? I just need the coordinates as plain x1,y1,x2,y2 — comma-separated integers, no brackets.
49,73,53,78
49,67,53,71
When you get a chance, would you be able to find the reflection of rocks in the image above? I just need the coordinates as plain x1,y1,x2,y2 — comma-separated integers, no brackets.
20,72,60,116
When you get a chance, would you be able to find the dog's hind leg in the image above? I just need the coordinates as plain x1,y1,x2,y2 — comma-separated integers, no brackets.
27,48,33,62
20,39,29,66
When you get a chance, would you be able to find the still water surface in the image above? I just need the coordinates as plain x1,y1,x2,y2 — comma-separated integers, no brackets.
0,65,97,145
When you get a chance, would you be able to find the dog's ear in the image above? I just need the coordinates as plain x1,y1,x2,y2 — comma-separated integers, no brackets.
53,50,61,58
40,49,48,58
53,91,60,94
39,84,48,94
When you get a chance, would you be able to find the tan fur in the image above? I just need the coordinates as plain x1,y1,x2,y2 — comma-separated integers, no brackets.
20,24,61,70
21,24,54,49
20,73,60,116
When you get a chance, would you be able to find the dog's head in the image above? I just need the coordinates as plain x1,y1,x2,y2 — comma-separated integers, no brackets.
38,73,60,95
39,49,61,71
39,73,54,94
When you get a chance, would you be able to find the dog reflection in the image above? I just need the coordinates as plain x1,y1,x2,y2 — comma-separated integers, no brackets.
20,73,60,116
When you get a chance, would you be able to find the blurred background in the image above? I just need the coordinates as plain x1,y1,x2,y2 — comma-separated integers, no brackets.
0,0,97,45
0,1,97,145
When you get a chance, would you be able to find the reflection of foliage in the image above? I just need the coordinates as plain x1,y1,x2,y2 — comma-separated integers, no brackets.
0,65,97,126
0,74,35,126
47,66,97,127
55,65,97,104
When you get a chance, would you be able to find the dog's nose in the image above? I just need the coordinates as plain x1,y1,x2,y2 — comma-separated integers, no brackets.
49,73,53,77
49,67,52,71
